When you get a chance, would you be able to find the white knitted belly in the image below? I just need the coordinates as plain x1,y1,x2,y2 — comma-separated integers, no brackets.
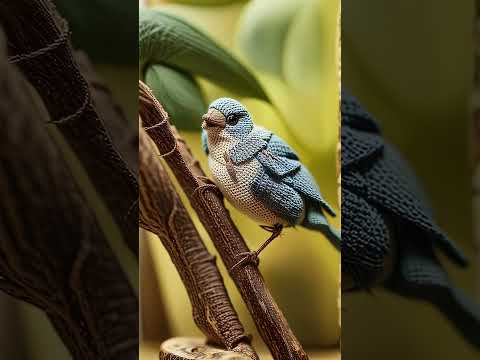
208,156,287,226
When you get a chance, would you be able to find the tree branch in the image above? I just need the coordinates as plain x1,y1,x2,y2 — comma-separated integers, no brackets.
139,81,308,360
0,29,137,360
139,124,256,358
0,0,138,257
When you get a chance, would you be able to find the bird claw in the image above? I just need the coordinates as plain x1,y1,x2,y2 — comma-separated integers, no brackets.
260,223,283,236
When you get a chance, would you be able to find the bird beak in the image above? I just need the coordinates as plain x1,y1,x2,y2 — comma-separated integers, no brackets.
202,108,226,129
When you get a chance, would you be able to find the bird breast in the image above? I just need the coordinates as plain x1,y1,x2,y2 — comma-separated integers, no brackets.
207,154,288,226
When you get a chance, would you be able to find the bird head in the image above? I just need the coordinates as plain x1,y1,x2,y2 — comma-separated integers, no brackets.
202,98,253,139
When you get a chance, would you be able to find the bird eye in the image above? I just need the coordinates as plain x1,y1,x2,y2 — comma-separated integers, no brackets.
227,114,239,125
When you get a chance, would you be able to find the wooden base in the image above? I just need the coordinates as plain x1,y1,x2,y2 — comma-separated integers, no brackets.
159,337,254,360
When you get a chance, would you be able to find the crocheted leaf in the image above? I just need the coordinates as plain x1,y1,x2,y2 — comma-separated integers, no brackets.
139,9,270,102
145,64,205,131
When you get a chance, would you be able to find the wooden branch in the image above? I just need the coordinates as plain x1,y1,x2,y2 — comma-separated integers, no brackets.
139,124,256,359
139,81,308,360
0,29,137,360
0,0,138,257
160,337,254,360
75,51,138,174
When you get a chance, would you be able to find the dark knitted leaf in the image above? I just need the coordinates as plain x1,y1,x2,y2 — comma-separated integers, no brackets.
139,9,270,102
145,64,206,131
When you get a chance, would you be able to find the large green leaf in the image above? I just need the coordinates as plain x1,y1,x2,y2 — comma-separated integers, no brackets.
145,64,206,131
139,8,269,102
236,0,306,77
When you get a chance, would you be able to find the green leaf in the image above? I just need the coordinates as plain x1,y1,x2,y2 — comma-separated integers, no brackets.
145,64,206,131
139,8,269,102
236,0,306,77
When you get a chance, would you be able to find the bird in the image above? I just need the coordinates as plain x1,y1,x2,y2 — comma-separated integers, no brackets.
201,97,340,268
341,89,480,348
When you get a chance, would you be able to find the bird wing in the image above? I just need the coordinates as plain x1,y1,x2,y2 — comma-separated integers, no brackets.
343,128,467,267
341,89,381,133
201,128,209,155
228,126,336,222
342,187,390,288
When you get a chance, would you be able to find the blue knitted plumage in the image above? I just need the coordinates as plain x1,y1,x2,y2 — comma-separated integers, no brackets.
201,97,340,252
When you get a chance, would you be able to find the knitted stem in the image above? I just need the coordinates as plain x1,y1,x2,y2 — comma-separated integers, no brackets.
0,0,138,257
139,125,256,358
139,81,308,360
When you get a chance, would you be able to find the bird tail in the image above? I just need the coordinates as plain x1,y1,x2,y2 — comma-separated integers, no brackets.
388,239,480,348
302,206,341,250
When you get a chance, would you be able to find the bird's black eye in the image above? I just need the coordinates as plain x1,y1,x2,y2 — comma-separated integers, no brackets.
227,114,239,125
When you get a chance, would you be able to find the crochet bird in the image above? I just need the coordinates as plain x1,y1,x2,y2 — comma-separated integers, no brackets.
201,98,340,264
342,89,480,348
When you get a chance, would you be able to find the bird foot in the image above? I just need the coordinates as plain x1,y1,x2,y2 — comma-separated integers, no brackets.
260,223,283,236
256,224,283,254
228,224,283,274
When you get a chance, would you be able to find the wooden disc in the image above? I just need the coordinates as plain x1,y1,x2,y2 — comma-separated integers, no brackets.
159,337,254,360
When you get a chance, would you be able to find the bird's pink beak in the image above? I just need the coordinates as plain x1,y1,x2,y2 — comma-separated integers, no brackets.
202,108,226,129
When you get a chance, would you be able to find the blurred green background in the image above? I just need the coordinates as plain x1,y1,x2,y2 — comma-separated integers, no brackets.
342,1,479,359
140,0,340,357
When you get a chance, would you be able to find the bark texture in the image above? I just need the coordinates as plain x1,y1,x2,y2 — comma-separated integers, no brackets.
139,124,255,358
0,0,138,257
0,31,138,360
139,81,308,360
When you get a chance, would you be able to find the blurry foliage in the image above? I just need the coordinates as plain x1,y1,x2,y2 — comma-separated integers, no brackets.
54,0,137,64
144,0,340,348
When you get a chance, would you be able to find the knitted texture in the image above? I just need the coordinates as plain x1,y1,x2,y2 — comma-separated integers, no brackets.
342,90,466,270
342,89,480,348
202,98,340,248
